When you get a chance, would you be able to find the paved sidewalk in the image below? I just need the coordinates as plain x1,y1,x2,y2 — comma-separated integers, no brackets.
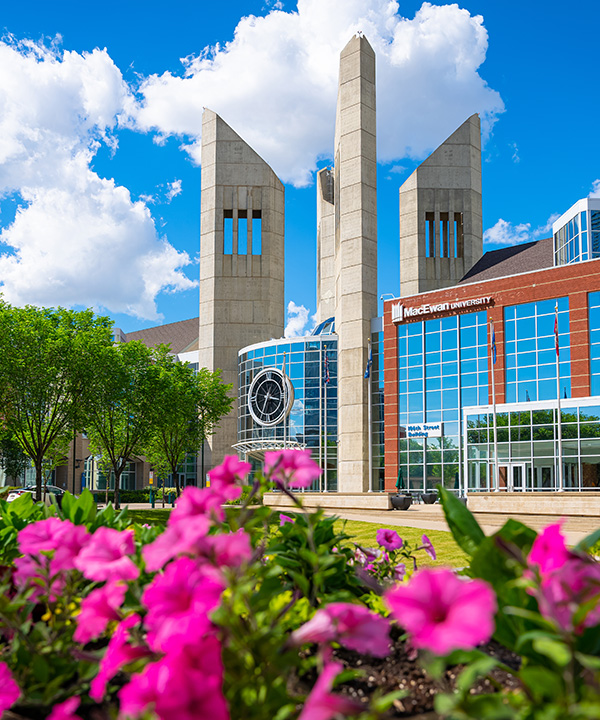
118,500,599,546
320,504,597,546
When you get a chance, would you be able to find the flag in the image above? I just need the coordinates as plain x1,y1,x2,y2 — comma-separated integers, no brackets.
554,302,560,358
526,390,530,402
364,341,373,379
323,346,330,384
490,319,497,365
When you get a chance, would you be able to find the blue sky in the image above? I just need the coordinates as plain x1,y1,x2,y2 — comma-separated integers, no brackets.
0,1,598,335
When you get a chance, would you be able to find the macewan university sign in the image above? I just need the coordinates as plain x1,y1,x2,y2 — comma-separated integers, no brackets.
391,296,493,324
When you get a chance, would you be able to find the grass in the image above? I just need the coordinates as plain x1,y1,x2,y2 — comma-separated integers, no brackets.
336,519,469,568
128,509,171,526
126,507,468,568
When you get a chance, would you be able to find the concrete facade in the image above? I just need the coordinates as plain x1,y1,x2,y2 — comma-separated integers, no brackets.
399,114,483,297
315,36,378,493
199,110,285,472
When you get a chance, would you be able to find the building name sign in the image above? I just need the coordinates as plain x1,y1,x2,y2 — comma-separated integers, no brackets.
404,423,443,438
392,296,493,324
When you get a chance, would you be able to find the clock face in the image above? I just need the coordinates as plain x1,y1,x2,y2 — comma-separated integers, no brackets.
248,368,293,426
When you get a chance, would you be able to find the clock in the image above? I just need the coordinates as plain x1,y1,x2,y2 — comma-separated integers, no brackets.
248,368,294,426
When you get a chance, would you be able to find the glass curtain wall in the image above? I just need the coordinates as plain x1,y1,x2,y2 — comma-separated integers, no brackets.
504,297,570,404
238,336,338,491
397,311,488,492
371,329,385,491
466,401,600,491
589,292,600,396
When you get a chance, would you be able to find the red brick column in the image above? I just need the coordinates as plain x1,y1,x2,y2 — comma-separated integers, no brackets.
383,302,399,492
570,289,590,397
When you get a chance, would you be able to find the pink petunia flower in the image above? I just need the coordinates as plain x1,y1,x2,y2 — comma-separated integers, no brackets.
73,581,127,644
385,568,497,655
18,517,69,555
90,614,150,702
201,529,253,568
376,528,403,551
13,554,65,602
142,557,225,653
0,662,20,714
536,556,600,633
264,449,323,489
299,662,362,720
47,697,83,720
143,515,211,572
420,535,436,561
75,527,139,582
208,455,251,501
528,522,570,578
394,563,407,581
120,638,229,720
169,486,225,527
280,513,295,526
291,602,391,657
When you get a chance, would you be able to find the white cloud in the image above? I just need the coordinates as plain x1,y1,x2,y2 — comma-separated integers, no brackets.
589,179,600,198
166,179,182,201
484,213,558,247
0,37,195,319
285,300,315,337
133,0,504,186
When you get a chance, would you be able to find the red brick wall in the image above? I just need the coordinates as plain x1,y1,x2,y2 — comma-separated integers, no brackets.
383,259,600,491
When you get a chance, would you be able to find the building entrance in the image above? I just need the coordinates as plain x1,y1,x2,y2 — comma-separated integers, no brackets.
498,463,526,491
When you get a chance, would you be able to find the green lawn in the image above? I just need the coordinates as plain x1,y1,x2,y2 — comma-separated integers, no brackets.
127,507,468,568
335,519,469,568
128,508,171,525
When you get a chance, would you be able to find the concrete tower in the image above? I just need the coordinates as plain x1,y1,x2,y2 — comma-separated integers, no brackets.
330,35,378,492
199,110,285,472
399,114,482,297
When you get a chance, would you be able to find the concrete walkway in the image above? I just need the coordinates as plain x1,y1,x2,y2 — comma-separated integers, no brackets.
120,500,599,546
319,504,597,546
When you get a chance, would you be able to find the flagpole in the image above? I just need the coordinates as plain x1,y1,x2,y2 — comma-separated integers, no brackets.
555,303,564,491
490,319,499,492
367,338,373,492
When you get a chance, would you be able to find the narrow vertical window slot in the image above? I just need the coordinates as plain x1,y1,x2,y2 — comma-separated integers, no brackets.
440,212,449,257
223,210,233,255
425,212,435,257
252,210,262,255
454,213,463,257
238,210,248,254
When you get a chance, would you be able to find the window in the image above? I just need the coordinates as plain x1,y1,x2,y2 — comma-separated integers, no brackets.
252,210,262,255
224,210,233,254
238,211,248,254
425,212,435,257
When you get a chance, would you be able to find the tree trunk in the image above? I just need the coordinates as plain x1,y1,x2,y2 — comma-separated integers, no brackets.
114,466,122,509
35,460,43,503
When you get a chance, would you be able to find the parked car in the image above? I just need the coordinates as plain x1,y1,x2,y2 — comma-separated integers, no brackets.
6,485,65,507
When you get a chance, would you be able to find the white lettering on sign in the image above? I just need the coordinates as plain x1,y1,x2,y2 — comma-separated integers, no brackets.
403,423,443,438
392,296,493,324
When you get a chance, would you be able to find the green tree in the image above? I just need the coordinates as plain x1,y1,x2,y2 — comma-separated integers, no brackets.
0,303,113,501
86,340,159,509
0,430,30,485
143,347,233,495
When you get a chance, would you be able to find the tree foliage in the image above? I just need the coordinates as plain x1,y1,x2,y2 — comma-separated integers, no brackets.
86,340,159,509
143,346,233,495
0,303,113,500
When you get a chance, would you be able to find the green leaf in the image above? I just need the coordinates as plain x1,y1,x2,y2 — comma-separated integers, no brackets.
434,692,459,715
456,655,498,692
438,484,484,556
575,651,600,670
372,689,409,712
520,666,562,701
575,528,600,554
32,654,50,683
532,637,571,667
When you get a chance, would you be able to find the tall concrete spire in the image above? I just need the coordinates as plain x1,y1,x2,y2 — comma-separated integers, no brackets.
399,114,483,297
199,110,284,472
333,35,378,492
